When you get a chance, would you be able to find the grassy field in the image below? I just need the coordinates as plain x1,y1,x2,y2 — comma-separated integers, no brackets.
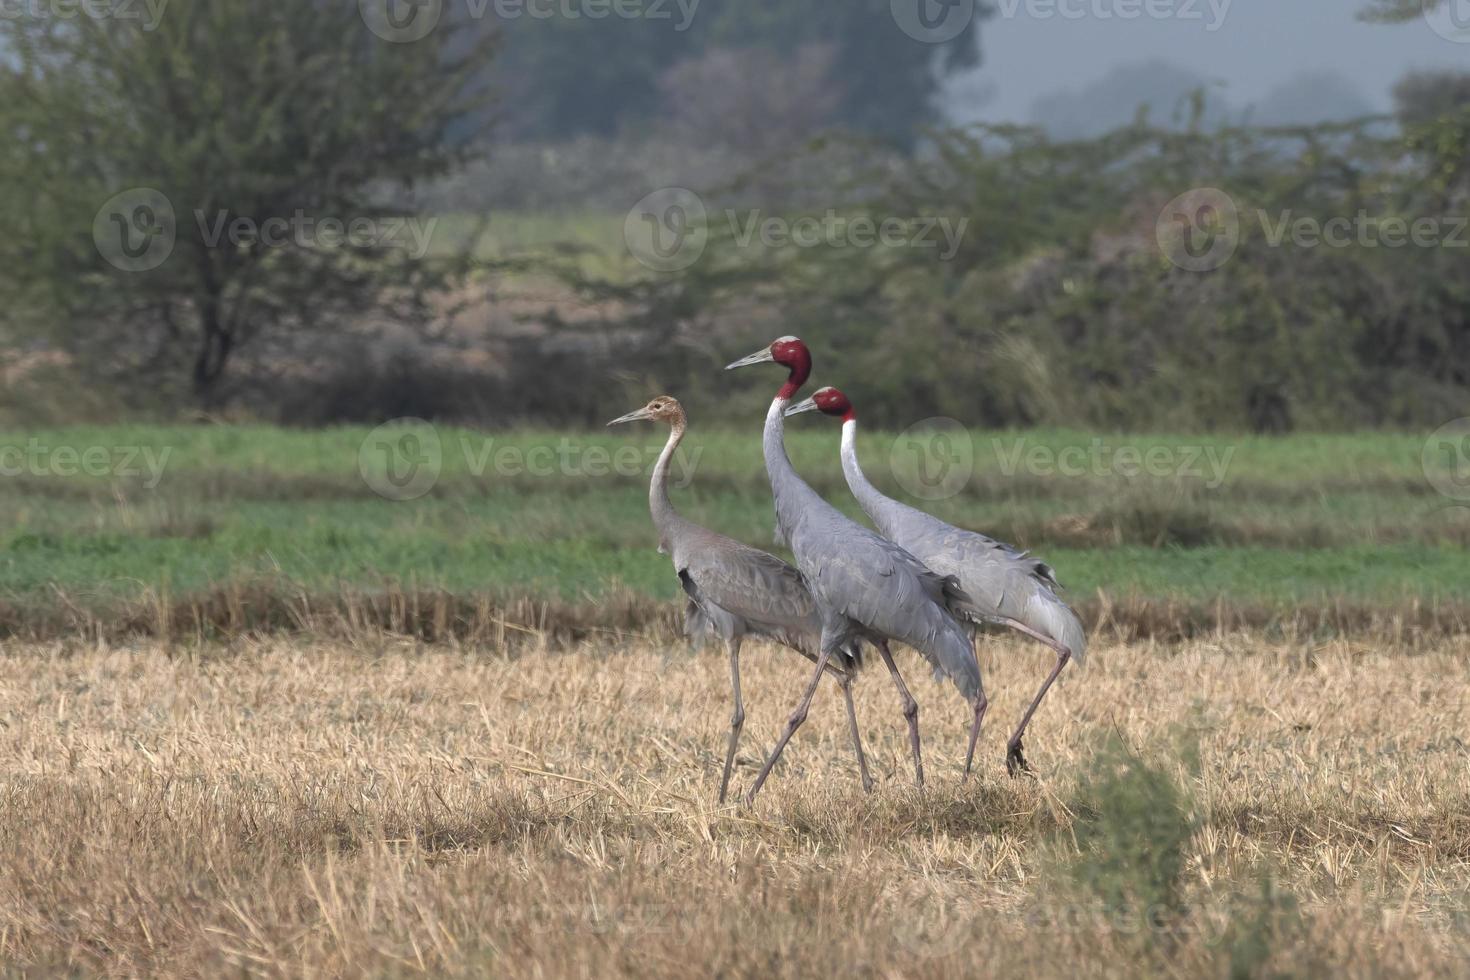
0,423,1466,640
2,425,1467,976
0,633,1466,976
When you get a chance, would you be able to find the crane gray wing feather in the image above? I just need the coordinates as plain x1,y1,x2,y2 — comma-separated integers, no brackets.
867,497,1087,664
795,516,981,700
672,528,871,669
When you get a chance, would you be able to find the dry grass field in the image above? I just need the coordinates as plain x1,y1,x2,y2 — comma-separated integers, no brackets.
1,632,1467,978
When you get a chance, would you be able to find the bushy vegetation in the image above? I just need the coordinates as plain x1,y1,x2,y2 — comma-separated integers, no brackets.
4,5,1466,432
552,98,1470,433
1065,733,1199,926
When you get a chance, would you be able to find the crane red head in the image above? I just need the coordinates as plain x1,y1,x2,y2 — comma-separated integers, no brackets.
724,335,813,401
784,386,855,423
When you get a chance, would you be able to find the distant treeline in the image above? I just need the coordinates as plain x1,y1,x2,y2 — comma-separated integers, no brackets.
536,88,1470,434
3,1,1466,433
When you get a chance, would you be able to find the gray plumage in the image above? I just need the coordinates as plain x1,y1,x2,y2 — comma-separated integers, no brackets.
763,396,982,700
608,396,871,802
779,389,1083,774
726,338,991,800
667,518,863,674
839,421,1087,666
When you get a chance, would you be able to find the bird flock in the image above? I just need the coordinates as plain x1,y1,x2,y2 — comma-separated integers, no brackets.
609,336,1086,805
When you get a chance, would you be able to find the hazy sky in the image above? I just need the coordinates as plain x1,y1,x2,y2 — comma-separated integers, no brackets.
946,0,1470,125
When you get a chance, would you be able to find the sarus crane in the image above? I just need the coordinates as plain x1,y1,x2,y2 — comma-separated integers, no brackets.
725,338,984,801
785,385,1087,776
608,395,874,802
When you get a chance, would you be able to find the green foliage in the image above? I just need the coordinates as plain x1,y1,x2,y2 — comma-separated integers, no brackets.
1059,729,1312,976
1220,876,1303,980
0,2,493,405
569,104,1470,432
1065,733,1199,927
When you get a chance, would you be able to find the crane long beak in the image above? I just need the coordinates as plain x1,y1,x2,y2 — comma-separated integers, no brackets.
724,347,775,371
607,408,654,427
783,397,820,417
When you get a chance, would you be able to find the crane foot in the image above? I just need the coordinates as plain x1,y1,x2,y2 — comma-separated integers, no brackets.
1005,740,1034,777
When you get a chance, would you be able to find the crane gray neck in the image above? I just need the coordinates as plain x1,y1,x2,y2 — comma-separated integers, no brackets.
763,396,811,538
763,396,793,484
841,418,902,537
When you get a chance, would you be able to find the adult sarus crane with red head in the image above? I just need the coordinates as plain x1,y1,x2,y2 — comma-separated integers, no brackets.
726,337,985,801
607,395,874,803
784,383,1087,775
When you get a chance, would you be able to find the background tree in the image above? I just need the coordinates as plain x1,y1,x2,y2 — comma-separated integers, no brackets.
1358,0,1448,20
487,0,985,148
658,44,842,161
0,1,493,408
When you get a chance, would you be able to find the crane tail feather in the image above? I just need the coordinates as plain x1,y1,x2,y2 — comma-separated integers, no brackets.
1028,593,1088,667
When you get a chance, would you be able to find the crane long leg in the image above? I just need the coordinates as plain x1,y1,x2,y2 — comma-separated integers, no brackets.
876,641,924,789
836,673,874,794
718,636,745,805
988,617,1074,776
745,646,832,804
961,642,989,782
